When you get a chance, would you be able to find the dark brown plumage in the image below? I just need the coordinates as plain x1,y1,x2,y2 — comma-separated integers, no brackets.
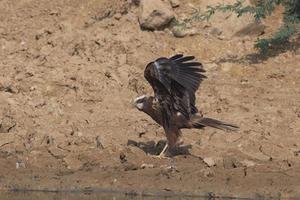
134,54,238,157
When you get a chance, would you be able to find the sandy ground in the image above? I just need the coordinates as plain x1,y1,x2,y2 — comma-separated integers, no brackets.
0,0,300,199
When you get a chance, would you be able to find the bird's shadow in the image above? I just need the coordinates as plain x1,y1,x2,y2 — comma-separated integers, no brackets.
127,139,192,157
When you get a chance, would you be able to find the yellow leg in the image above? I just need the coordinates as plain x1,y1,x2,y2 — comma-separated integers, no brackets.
150,143,169,159
159,143,168,157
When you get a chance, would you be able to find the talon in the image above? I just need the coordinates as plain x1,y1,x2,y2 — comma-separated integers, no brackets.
150,143,169,159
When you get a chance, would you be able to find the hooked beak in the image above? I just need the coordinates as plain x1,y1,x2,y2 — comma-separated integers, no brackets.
132,95,146,110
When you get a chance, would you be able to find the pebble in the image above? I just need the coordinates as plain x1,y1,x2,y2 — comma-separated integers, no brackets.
169,0,180,8
114,13,122,20
203,157,216,167
140,163,155,169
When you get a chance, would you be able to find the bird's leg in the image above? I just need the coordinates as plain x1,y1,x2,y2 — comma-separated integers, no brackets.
158,143,168,157
150,143,169,159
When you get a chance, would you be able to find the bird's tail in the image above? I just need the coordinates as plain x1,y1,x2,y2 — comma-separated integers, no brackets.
191,115,239,131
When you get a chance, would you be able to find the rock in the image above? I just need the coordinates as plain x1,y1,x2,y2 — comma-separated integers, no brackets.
210,27,222,36
164,165,178,173
138,0,175,30
114,13,122,20
16,161,26,169
141,163,155,169
217,35,226,40
203,157,216,167
171,26,198,38
169,0,180,8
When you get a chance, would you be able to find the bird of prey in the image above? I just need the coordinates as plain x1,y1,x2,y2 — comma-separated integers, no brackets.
134,54,238,158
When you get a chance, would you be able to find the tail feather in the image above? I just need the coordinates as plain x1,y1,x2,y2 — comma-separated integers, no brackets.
192,116,239,131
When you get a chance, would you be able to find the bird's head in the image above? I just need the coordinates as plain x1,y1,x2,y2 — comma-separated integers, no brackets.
133,95,156,111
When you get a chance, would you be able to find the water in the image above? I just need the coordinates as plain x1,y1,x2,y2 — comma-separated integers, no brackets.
0,191,246,200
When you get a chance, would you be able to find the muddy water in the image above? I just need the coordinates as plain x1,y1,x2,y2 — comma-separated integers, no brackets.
0,191,239,200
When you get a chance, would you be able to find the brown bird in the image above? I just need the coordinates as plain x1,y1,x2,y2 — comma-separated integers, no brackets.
134,54,238,158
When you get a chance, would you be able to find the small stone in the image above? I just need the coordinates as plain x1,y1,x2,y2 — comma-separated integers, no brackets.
210,27,222,36
16,161,26,169
30,86,37,91
104,71,112,78
165,165,178,173
217,35,226,40
114,13,122,20
171,26,198,38
169,0,180,8
141,163,155,169
203,157,216,167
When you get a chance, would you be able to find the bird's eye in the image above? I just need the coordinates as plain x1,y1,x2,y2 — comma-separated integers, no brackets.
137,98,144,103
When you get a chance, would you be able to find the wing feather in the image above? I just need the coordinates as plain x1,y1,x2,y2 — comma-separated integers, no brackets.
169,54,183,60
144,54,205,126
173,56,195,62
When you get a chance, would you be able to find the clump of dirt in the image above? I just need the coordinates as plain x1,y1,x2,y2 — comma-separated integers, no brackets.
0,0,300,198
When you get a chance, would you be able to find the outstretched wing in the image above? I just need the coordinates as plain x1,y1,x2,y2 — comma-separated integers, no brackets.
144,54,205,120
168,54,206,93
